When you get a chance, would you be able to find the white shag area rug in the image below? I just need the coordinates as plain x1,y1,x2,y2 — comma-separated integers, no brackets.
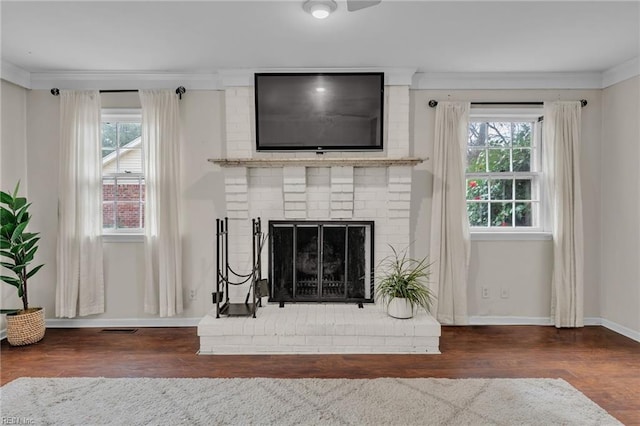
0,377,621,426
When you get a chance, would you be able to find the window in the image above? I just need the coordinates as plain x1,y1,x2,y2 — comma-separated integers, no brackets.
101,110,144,233
466,113,543,230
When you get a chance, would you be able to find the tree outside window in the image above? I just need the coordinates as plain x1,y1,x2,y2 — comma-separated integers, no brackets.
466,119,540,229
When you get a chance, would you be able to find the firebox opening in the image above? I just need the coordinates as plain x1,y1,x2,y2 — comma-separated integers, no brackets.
269,221,374,304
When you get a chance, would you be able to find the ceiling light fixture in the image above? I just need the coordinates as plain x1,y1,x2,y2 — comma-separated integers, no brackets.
303,0,337,19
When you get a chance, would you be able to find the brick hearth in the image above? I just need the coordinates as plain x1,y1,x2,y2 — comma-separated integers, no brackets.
198,304,440,354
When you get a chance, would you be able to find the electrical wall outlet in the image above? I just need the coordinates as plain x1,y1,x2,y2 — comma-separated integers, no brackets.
500,288,509,299
482,287,489,299
189,289,197,300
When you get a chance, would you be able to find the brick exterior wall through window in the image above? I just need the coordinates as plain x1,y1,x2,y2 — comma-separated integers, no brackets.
103,182,145,229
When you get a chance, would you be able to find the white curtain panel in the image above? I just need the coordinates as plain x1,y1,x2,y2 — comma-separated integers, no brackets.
429,102,471,325
543,101,584,328
56,90,105,318
139,90,183,317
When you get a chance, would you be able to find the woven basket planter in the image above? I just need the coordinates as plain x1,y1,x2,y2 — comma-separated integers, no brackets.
6,307,45,346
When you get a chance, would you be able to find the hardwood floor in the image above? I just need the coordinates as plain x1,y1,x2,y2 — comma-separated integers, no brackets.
2,325,639,424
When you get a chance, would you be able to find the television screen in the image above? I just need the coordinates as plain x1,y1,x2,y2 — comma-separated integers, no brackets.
255,73,384,151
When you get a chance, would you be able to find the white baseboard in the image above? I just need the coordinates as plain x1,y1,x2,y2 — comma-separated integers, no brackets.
583,317,603,326
597,318,640,343
3,317,638,344
468,316,639,343
1,318,200,340
469,316,552,325
45,317,201,328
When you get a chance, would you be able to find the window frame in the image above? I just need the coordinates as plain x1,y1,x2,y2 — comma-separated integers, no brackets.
101,108,144,236
466,108,547,235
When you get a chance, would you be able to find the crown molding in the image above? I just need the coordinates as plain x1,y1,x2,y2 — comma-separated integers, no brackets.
384,68,417,86
1,61,32,89
3,59,638,92
218,67,417,87
218,69,254,87
28,71,221,91
411,71,604,90
602,56,640,88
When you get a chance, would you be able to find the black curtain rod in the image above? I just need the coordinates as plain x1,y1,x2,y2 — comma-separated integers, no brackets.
427,99,587,108
50,86,186,99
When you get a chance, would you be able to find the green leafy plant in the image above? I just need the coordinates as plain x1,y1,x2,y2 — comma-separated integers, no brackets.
0,181,44,311
375,245,435,313
466,121,534,227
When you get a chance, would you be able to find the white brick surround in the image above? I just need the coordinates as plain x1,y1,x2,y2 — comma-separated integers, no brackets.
220,85,414,286
200,78,440,354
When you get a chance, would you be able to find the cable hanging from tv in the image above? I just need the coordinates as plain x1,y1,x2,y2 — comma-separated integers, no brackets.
50,86,187,99
427,99,587,108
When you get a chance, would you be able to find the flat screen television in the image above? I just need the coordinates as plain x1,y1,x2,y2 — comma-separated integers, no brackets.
254,72,384,152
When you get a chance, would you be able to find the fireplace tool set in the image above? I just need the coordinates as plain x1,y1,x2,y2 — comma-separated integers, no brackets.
214,217,268,318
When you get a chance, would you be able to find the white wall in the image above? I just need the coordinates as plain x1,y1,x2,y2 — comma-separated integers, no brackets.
179,90,226,316
9,82,638,337
411,89,603,321
0,80,29,329
25,90,60,318
101,90,225,320
21,89,225,323
601,76,640,334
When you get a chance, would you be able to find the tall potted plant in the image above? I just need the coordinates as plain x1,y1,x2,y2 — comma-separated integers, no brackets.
375,246,435,319
1,182,45,345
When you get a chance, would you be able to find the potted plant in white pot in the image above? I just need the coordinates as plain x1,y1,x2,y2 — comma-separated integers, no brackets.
1,182,45,346
375,246,435,319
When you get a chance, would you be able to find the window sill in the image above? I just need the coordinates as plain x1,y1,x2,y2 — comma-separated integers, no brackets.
470,232,552,241
103,234,144,243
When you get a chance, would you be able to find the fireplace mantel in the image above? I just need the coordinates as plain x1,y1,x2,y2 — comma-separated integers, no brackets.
208,157,426,168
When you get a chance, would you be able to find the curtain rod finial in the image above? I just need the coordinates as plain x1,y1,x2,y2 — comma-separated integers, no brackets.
51,88,60,96
176,86,186,99
428,100,438,108
580,99,587,107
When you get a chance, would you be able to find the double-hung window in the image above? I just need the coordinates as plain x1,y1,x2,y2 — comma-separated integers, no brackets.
466,111,543,231
101,110,144,233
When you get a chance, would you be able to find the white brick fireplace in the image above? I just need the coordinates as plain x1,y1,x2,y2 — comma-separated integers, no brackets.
198,69,441,354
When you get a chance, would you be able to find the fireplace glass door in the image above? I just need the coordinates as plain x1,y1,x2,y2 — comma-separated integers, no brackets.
270,221,373,303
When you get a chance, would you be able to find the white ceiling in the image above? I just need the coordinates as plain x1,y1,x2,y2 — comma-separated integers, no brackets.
1,1,639,77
